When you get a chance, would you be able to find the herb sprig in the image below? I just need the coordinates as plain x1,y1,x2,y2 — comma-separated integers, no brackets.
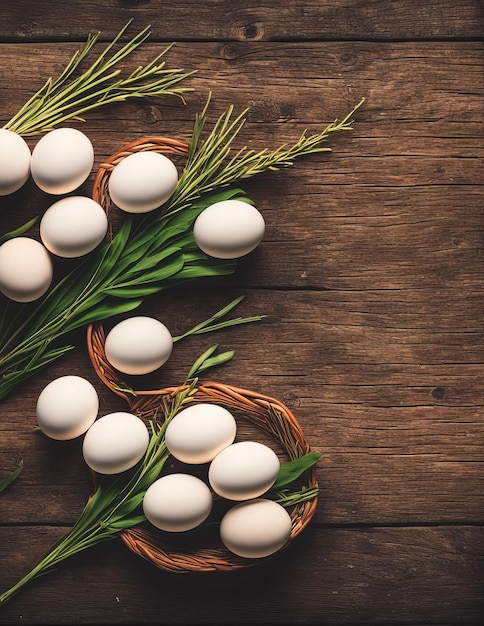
0,382,194,608
164,94,365,218
2,21,193,136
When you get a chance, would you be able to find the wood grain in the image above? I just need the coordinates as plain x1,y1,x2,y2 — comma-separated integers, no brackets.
0,2,483,624
1,0,482,40
0,525,482,624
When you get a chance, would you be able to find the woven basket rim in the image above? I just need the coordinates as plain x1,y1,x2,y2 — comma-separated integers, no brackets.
86,321,318,572
87,137,318,572
92,136,190,237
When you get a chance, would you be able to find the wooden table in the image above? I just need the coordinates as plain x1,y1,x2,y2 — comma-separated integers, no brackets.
0,2,483,624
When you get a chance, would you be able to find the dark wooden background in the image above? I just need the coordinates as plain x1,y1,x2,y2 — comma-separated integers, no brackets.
0,1,483,624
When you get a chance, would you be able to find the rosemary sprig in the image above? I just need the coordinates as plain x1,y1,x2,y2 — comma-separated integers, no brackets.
2,21,193,136
163,94,365,218
275,485,320,508
0,99,363,400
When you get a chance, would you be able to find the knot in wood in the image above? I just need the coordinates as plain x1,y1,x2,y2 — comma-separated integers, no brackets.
240,21,264,40
221,44,240,61
431,387,446,400
247,99,296,123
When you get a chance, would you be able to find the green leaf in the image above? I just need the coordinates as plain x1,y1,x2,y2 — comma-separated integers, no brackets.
118,491,146,512
186,344,236,380
97,220,132,275
107,515,146,530
171,263,235,281
186,344,220,380
195,350,235,375
272,450,321,490
126,255,186,286
0,216,39,245
0,463,23,495
173,295,265,342
174,296,244,338
102,285,162,298
132,246,182,272
66,298,143,330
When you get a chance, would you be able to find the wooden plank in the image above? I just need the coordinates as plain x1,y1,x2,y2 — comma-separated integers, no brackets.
0,43,481,288
1,41,482,137
1,176,481,291
1,1,482,41
0,525,483,624
0,17,482,626
0,285,482,525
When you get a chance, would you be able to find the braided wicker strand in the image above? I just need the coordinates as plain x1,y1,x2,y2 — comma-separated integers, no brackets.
92,136,189,236
87,136,318,572
87,321,318,572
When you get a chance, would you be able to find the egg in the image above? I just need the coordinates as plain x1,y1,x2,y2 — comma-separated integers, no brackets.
0,237,53,302
208,441,280,501
143,473,213,532
0,129,31,196
82,412,149,474
165,403,237,464
40,196,108,258
108,151,178,213
193,199,265,259
30,127,94,194
36,375,99,440
104,316,173,375
220,498,292,558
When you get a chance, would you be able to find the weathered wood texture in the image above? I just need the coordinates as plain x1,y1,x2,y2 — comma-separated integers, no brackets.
1,0,483,40
0,1,483,624
0,525,483,624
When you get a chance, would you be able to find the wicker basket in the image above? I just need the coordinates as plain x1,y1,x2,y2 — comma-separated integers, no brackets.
92,136,190,237
87,137,318,572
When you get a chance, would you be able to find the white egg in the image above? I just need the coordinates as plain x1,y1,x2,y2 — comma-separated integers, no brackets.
165,403,237,464
30,127,94,194
193,199,265,259
82,411,149,474
40,196,108,258
108,151,178,213
104,316,173,375
220,498,292,558
208,441,280,501
143,473,213,532
0,129,31,196
36,375,99,440
0,237,53,302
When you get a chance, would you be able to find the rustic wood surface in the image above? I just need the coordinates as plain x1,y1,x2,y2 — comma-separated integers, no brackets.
0,1,483,624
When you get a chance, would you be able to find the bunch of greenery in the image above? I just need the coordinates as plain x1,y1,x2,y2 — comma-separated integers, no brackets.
0,94,364,400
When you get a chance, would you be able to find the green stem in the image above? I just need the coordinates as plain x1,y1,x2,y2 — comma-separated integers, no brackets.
3,22,193,136
275,485,320,507
0,382,199,606
0,524,114,607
